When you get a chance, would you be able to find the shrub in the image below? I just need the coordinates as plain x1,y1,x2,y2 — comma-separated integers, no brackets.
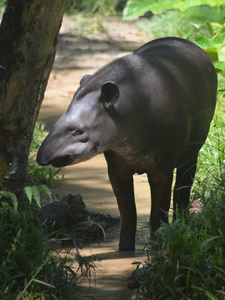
136,194,225,299
0,196,95,299
0,199,74,299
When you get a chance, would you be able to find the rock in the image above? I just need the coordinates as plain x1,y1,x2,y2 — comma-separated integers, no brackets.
127,267,149,290
40,194,86,231
40,193,119,243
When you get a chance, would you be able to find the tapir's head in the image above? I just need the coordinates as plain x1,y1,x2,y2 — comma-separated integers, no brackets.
37,74,122,168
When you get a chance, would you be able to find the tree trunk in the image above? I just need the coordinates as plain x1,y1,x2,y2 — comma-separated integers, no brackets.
0,0,66,193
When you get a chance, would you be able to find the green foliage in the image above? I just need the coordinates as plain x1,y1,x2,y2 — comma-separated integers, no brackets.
0,199,51,299
138,10,196,40
65,0,126,15
193,93,225,200
64,0,127,37
123,1,225,72
123,0,225,20
0,0,6,10
136,195,225,299
27,122,64,186
0,195,95,299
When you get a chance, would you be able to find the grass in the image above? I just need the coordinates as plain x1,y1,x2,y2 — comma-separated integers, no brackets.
0,199,73,299
0,193,96,299
135,192,225,299
193,88,225,201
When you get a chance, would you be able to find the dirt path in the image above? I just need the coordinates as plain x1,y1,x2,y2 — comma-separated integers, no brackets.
38,15,152,300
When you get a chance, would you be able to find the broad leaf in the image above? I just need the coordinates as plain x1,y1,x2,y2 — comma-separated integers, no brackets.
187,5,225,23
24,186,33,203
31,186,41,208
0,191,18,212
123,0,225,20
37,185,52,202
214,61,225,72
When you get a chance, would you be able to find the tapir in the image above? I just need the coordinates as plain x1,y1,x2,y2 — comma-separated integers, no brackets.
37,37,217,251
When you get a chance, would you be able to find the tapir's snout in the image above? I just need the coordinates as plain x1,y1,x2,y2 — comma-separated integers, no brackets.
37,142,73,168
36,144,51,166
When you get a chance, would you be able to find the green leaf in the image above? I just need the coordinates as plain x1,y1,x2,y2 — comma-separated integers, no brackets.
0,191,18,212
213,33,225,50
194,36,214,48
31,186,41,208
187,5,225,23
32,278,55,288
214,61,225,72
123,0,225,20
123,0,157,20
217,86,225,92
197,21,215,39
203,47,218,63
37,185,52,202
11,196,18,213
218,45,225,61
24,186,33,203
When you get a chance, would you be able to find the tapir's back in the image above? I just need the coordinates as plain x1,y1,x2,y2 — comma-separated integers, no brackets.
134,37,217,110
133,38,217,150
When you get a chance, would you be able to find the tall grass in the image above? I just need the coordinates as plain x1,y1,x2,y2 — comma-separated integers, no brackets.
0,199,79,299
193,91,225,201
137,196,225,299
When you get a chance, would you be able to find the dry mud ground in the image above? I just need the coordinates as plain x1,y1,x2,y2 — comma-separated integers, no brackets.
38,15,154,300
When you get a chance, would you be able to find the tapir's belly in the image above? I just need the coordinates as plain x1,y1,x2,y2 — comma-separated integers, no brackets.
111,145,168,175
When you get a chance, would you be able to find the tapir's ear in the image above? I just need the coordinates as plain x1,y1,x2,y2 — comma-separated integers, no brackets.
80,74,91,86
100,81,119,109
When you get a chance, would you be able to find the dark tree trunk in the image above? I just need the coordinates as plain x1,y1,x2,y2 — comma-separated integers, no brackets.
0,0,66,193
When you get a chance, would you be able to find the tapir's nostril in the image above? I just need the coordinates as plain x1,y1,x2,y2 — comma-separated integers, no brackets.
39,161,48,166
36,156,48,166
36,149,49,166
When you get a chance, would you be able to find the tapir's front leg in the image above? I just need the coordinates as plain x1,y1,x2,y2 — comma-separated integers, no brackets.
104,151,136,251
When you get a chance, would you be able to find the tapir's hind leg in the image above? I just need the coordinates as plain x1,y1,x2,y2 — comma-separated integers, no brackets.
173,158,198,219
147,171,174,232
104,151,136,251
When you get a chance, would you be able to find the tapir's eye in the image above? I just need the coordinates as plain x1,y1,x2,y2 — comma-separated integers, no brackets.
72,128,85,137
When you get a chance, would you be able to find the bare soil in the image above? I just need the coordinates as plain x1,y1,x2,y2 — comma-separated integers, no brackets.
38,15,153,300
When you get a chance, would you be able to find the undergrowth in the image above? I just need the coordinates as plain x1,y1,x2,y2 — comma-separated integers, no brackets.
0,194,96,299
193,90,225,199
136,192,225,299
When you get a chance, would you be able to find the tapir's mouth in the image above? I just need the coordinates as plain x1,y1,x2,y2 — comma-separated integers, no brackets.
49,155,73,168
